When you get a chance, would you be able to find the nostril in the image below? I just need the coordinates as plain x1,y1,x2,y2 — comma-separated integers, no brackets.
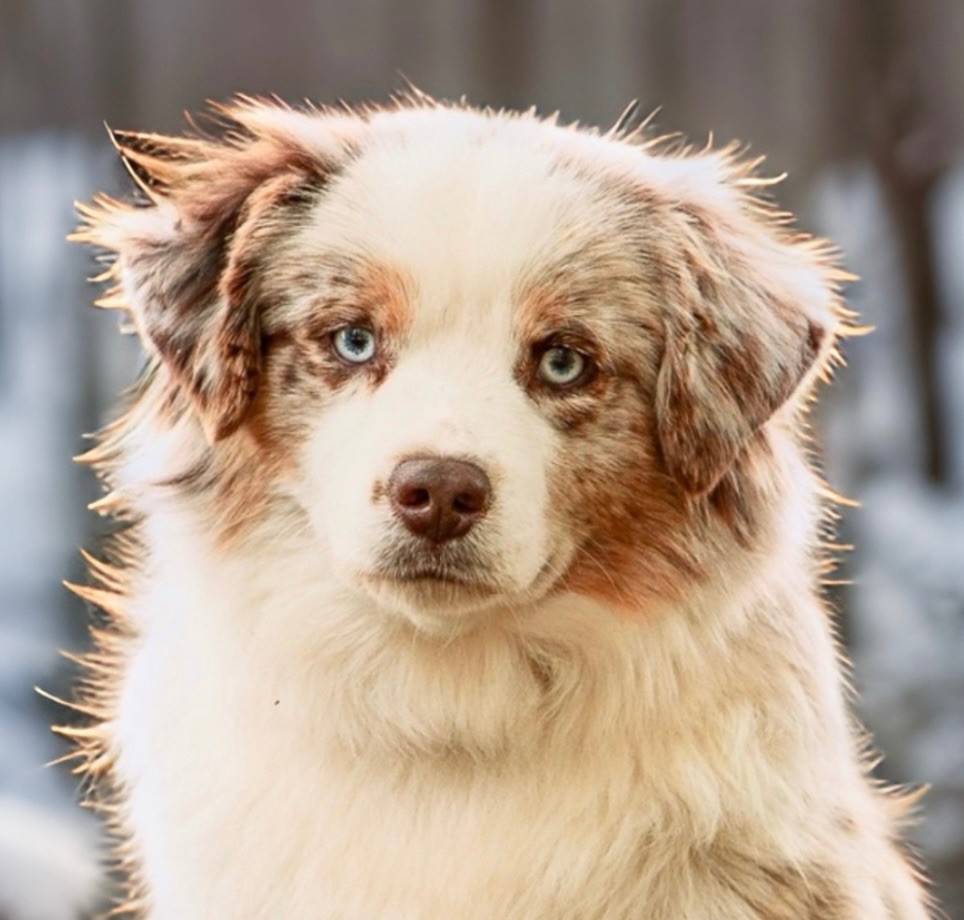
398,485,432,508
453,490,485,515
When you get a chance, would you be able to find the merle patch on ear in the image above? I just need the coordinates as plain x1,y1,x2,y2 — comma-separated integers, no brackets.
655,202,837,496
74,99,359,443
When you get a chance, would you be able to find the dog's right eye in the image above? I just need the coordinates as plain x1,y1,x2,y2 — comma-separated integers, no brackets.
332,324,377,364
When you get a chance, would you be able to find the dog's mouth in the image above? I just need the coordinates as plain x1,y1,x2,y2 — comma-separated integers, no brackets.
360,540,508,621
373,540,494,584
356,532,574,632
365,564,500,601
381,569,490,587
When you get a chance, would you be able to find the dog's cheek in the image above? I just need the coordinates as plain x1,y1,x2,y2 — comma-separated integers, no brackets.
484,413,557,590
548,384,703,610
293,386,398,574
161,340,323,549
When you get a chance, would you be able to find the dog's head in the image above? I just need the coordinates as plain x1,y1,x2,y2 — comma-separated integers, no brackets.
78,99,842,634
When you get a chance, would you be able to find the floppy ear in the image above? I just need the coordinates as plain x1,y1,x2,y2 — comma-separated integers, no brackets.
654,193,840,496
73,99,360,442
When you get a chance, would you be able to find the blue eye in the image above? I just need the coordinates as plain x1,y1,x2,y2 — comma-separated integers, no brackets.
538,345,587,386
332,325,376,364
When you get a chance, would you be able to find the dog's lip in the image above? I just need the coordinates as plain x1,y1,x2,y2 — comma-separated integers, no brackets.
364,568,498,593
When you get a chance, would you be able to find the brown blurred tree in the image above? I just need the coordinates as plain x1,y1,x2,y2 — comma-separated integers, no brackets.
858,0,955,485
475,0,536,110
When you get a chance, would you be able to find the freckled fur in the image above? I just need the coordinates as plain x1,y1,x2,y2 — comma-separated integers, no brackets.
62,95,933,918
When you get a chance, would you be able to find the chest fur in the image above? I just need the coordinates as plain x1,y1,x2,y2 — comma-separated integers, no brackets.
111,574,859,919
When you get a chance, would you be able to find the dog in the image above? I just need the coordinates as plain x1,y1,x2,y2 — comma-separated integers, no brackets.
63,94,931,918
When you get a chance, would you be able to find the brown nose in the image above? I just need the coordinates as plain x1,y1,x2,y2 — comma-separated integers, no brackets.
387,457,491,544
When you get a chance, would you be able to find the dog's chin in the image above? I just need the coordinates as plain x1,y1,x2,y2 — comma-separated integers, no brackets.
360,570,509,637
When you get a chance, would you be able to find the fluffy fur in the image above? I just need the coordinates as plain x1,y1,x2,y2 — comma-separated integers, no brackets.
61,94,932,918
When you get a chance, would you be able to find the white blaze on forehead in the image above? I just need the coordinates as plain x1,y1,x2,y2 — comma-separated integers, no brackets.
291,111,611,327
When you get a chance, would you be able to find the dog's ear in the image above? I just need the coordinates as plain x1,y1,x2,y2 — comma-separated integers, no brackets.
74,100,361,443
653,175,840,496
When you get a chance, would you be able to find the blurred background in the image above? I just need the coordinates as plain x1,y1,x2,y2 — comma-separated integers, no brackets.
1,0,963,917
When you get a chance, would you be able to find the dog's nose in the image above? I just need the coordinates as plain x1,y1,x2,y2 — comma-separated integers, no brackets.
388,457,491,544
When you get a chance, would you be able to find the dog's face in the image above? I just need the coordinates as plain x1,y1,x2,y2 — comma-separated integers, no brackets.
274,125,670,628
81,101,839,633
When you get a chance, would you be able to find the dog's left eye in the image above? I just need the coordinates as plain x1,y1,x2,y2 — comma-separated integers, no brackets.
332,325,377,364
537,345,589,387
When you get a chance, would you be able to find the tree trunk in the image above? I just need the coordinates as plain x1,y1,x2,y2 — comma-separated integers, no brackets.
862,0,950,485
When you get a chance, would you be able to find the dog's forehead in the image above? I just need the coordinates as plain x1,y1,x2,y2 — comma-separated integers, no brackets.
292,113,633,337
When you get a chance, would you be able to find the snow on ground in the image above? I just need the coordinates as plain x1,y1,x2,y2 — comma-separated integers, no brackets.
0,796,100,920
851,476,964,893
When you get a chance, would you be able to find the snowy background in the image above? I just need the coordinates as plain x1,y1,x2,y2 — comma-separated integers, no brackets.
1,1,962,917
